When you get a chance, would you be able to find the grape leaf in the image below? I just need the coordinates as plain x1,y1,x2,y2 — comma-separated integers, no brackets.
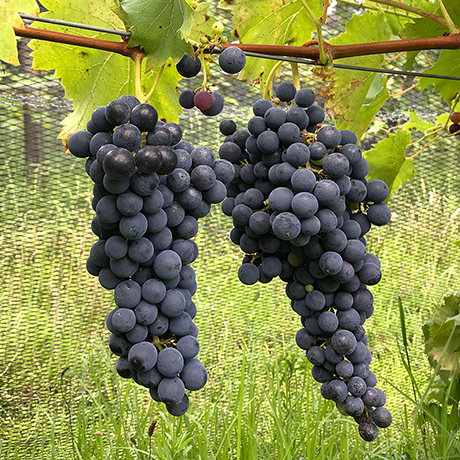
418,50,460,103
0,0,40,65
316,12,392,139
29,0,182,140
363,130,413,199
399,109,437,133
335,76,389,141
411,0,460,101
219,0,321,89
423,294,460,375
399,18,445,70
119,0,193,71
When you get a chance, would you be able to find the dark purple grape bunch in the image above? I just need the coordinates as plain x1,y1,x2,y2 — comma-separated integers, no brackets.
218,82,392,441
177,46,246,117
68,95,234,416
448,111,460,138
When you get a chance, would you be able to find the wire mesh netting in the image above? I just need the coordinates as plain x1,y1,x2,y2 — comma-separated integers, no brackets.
1,4,460,458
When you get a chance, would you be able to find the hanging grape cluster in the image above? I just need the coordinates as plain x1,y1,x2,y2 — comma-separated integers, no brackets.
218,82,392,441
68,95,232,415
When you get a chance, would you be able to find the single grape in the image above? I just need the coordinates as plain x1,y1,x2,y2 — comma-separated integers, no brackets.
193,91,213,111
450,111,460,124
219,46,246,74
176,53,202,78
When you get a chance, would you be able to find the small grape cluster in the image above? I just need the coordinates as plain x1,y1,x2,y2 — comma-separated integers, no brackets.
67,95,232,415
177,46,246,115
219,82,392,441
448,111,460,137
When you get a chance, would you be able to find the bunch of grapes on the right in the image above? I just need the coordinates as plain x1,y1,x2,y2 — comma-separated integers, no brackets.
448,111,460,137
218,81,393,442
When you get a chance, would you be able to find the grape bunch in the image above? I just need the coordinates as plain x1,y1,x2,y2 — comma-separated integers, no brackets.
448,111,460,137
177,46,246,116
67,95,233,416
219,82,392,441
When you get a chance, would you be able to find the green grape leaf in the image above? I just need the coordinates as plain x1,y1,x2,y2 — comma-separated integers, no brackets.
30,0,181,140
399,18,445,70
219,0,321,89
399,109,437,133
119,0,193,71
418,50,460,103
363,130,413,199
436,113,449,125
334,76,389,141
0,0,40,65
423,294,460,375
315,12,392,139
412,0,460,101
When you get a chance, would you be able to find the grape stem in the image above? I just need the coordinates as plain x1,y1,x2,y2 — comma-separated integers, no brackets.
133,54,165,103
134,53,144,102
143,64,165,103
200,48,208,89
291,62,301,91
262,60,283,100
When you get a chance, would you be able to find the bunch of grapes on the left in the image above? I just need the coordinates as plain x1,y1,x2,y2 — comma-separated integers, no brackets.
68,95,234,415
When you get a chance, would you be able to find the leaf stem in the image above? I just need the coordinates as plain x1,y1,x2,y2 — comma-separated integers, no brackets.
143,64,165,103
300,0,330,66
435,0,458,35
360,0,460,32
291,62,301,91
134,53,144,102
262,60,283,100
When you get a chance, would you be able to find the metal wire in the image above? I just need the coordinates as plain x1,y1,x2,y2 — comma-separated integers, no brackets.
242,51,460,81
19,13,132,37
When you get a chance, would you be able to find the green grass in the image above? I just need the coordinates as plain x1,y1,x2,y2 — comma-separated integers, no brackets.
1,143,460,458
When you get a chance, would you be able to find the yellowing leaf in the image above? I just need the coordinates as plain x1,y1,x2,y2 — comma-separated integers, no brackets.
187,1,216,42
0,0,39,65
119,0,193,71
316,12,392,138
335,76,389,141
219,0,321,88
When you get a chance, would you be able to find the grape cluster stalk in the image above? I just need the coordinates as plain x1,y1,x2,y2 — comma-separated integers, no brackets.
68,95,233,415
219,82,392,441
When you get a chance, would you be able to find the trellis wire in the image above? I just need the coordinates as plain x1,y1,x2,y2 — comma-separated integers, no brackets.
19,13,132,37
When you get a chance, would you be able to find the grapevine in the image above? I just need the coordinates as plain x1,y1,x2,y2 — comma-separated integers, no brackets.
5,0,460,447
